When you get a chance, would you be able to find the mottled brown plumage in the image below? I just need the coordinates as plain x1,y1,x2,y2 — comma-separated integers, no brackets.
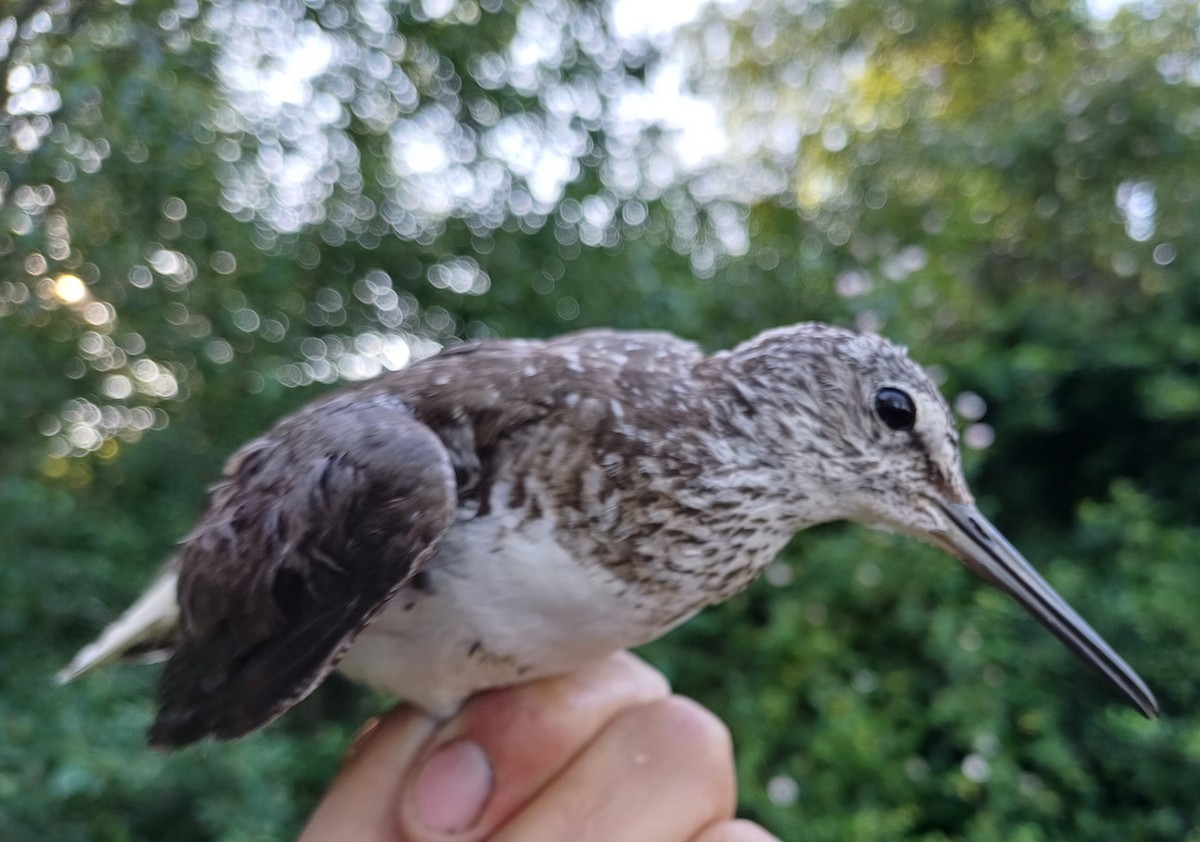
61,324,1158,747
151,394,455,744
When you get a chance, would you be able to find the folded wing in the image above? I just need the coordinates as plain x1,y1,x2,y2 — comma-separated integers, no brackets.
149,393,456,748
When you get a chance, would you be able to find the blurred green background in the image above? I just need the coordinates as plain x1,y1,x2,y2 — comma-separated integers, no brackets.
2,0,1199,838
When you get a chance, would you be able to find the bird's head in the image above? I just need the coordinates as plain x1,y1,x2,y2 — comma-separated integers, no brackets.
728,323,1158,718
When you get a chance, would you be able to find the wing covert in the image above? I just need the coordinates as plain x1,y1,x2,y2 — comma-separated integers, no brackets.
149,393,456,747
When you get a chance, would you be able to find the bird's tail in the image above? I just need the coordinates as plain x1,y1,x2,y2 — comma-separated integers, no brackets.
57,564,181,684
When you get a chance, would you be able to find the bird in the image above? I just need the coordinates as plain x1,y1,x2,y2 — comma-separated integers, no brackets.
59,322,1159,747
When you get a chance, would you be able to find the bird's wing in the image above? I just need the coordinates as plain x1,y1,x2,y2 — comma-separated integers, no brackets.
149,393,456,748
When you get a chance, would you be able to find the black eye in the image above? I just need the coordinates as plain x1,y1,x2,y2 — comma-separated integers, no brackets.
874,388,916,431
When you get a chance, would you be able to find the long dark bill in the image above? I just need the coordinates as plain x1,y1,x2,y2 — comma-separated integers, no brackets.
934,500,1159,719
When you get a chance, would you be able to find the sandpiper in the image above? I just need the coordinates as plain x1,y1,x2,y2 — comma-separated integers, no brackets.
60,323,1158,746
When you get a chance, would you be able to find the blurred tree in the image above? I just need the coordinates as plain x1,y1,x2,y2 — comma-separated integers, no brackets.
2,0,1198,839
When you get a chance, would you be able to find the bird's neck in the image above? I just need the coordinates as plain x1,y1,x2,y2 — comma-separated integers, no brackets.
689,354,857,533
566,360,855,614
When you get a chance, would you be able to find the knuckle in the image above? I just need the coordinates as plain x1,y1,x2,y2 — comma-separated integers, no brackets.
634,696,735,811
658,696,734,766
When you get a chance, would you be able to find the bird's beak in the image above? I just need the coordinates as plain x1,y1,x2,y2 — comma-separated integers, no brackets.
931,500,1159,719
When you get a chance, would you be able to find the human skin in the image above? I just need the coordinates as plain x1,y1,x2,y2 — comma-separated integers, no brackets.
300,652,779,842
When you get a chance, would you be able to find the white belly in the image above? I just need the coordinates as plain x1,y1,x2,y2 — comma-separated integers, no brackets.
337,513,666,715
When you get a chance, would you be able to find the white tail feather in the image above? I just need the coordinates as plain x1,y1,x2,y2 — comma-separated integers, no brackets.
57,569,180,684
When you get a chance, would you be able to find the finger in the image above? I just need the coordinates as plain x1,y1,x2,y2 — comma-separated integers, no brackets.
491,696,737,842
298,706,438,842
692,819,783,842
400,652,671,841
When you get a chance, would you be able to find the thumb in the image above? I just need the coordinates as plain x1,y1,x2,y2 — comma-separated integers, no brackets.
298,707,439,842
400,653,669,841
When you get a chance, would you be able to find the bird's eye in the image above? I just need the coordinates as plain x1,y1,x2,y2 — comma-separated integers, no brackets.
874,388,917,431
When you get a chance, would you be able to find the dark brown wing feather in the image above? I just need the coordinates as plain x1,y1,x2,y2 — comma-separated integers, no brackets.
149,393,456,748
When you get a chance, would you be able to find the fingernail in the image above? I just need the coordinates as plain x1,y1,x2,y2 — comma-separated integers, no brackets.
410,739,492,833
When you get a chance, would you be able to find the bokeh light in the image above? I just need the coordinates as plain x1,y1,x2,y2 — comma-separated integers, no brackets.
52,273,87,304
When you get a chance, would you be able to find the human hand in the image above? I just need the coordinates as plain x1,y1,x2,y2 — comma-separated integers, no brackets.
300,652,779,841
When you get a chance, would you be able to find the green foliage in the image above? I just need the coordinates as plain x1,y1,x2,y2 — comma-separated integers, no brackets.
3,0,1199,838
